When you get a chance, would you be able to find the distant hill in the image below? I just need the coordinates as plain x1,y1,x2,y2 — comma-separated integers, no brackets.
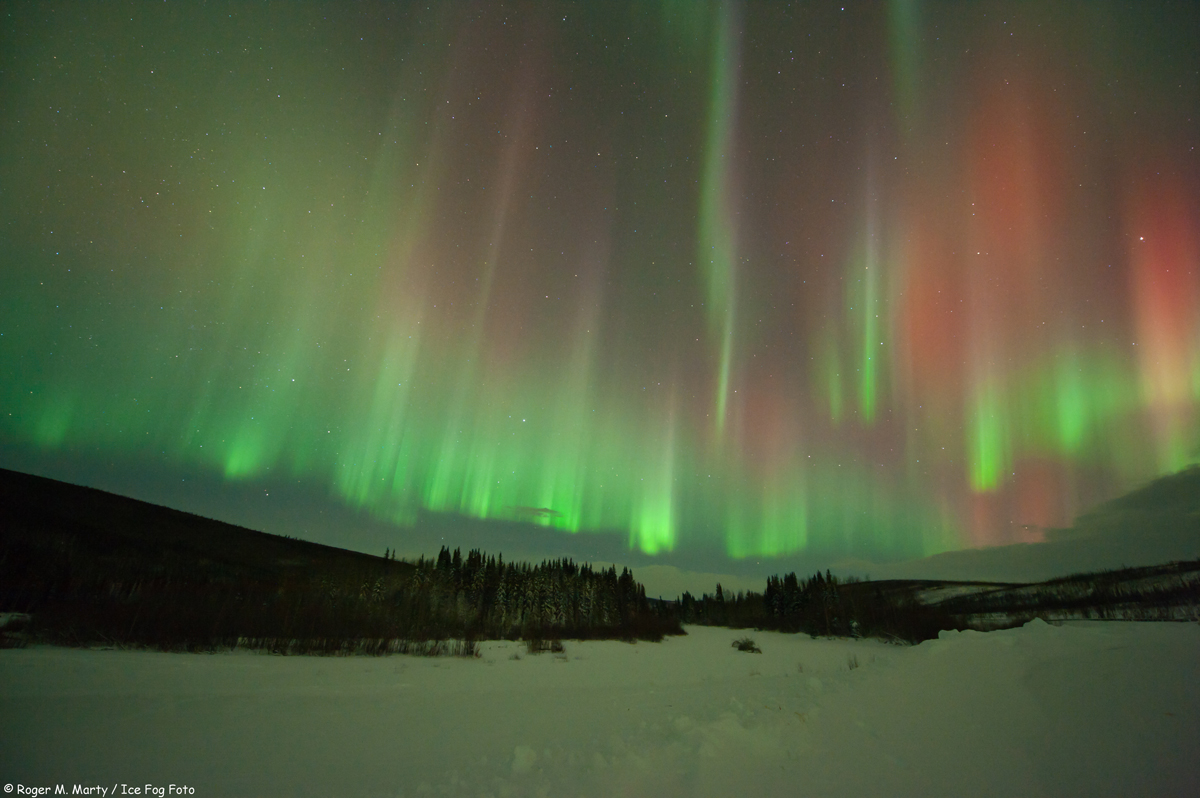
1061,464,1200,543
1088,464,1200,515
844,466,1200,583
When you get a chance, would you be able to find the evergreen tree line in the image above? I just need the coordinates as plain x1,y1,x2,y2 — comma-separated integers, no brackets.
678,570,956,643
931,559,1200,620
0,528,682,651
677,571,855,636
388,546,682,642
675,562,1200,641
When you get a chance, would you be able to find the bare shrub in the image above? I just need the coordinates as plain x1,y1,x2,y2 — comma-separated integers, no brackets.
733,637,761,653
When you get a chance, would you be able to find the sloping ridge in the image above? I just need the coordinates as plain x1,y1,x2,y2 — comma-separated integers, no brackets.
841,465,1200,583
1091,464,1200,515
1060,463,1200,539
0,466,405,576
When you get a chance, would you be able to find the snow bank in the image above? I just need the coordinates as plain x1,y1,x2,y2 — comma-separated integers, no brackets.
2,622,1197,796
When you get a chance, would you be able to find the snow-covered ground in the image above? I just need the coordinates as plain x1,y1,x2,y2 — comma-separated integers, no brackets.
2,621,1198,797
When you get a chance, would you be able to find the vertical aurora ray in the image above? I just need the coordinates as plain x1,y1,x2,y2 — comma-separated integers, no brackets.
854,186,885,425
819,330,844,425
334,321,425,521
859,250,879,424
822,202,887,427
1023,348,1136,462
1126,174,1200,473
419,55,538,519
630,395,678,554
967,376,1011,492
724,468,808,559
329,30,455,519
696,1,740,436
886,0,921,139
1051,347,1089,455
542,287,607,533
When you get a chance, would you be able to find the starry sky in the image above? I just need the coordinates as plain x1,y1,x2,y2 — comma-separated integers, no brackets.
1,1,1197,583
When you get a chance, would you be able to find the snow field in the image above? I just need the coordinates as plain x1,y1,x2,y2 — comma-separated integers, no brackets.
1,621,1198,797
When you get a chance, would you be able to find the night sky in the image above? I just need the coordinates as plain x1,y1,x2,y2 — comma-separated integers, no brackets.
2,2,1197,584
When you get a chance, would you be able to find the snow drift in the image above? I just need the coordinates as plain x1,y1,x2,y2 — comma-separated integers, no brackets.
2,621,1197,796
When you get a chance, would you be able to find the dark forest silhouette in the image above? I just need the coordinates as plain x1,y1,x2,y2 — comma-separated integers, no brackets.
2,467,1197,653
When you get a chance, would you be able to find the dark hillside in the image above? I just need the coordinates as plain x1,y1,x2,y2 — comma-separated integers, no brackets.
0,466,401,579
0,468,679,651
1084,464,1200,516
0,468,414,650
1058,464,1200,553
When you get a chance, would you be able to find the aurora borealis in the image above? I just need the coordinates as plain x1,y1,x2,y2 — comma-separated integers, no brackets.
1,2,1197,573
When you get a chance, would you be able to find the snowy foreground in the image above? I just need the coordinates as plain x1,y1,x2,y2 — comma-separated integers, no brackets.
2,622,1198,797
